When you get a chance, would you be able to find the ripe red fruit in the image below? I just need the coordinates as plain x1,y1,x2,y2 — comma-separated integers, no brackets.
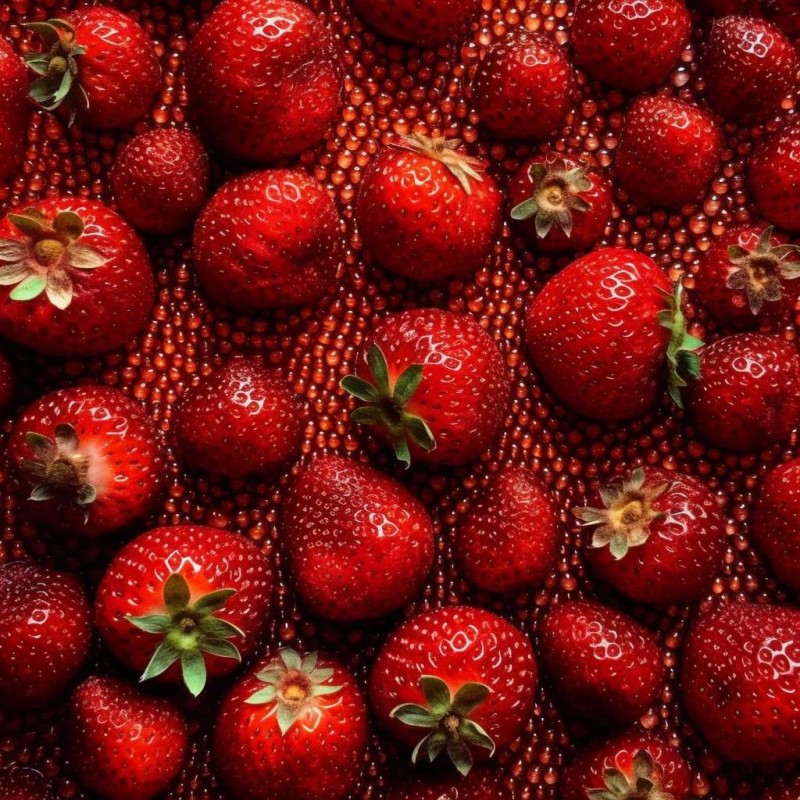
173,356,302,479
283,454,435,621
186,0,341,164
213,648,368,800
615,95,722,208
95,524,272,697
386,769,512,800
683,602,800,763
688,333,800,452
68,675,187,800
355,134,501,282
370,605,537,775
455,465,560,594
8,385,164,537
0,38,27,183
342,308,510,466
0,199,154,356
193,168,341,310
575,467,726,605
0,768,56,800
0,561,92,711
24,9,160,129
570,0,691,93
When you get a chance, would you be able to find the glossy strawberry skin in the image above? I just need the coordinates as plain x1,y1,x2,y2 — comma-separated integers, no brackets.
0,38,27,183
186,0,341,164
0,768,56,800
193,169,341,310
386,768,512,800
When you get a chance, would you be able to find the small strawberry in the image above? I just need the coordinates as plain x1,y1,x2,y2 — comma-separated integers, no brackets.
193,168,342,311
186,0,342,164
283,454,435,621
0,199,154,356
387,769,512,800
369,605,537,775
95,524,272,697
0,38,28,183
355,133,502,282
0,768,56,800
24,9,161,129
341,308,510,466
455,464,560,594
213,648,368,800
0,561,92,712
509,155,613,254
173,356,302,479
763,0,800,36
68,675,187,800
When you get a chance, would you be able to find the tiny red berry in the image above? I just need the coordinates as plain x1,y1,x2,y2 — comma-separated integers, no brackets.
0,38,27,183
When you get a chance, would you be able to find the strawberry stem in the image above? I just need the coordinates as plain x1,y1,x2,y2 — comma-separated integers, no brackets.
657,283,703,409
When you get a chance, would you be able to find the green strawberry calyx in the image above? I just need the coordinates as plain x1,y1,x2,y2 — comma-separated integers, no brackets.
657,283,703,409
391,675,495,777
394,132,486,195
125,572,244,698
585,749,674,800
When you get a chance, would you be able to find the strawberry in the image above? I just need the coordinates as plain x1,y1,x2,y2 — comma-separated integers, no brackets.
369,605,537,775
525,249,702,421
282,454,435,621
0,561,92,711
539,599,665,727
193,168,342,311
186,0,342,164
387,768,512,800
688,332,800,452
472,31,575,143
67,675,187,800
702,15,798,124
0,768,55,800
95,524,272,697
355,133,501,282
0,38,27,183
682,602,800,762
763,0,800,36
574,466,726,606
341,308,510,466
615,95,722,209
570,0,691,93
8,385,164,538
455,464,560,594
213,648,368,800
509,155,613,254
110,127,210,235
173,356,302,479
24,9,161,129
0,199,154,356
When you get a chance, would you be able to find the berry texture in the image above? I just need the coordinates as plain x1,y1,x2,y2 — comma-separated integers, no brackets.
0,38,27,183
0,768,56,800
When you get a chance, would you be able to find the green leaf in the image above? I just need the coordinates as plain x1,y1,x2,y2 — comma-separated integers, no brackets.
510,197,538,221
609,533,629,560
404,414,435,452
410,732,432,765
163,572,191,614
200,616,246,640
419,675,451,716
390,702,438,728
192,588,236,616
0,262,28,285
10,273,46,301
604,769,630,795
24,22,63,48
7,212,46,236
447,737,474,777
199,638,241,661
587,791,618,800
309,666,335,682
181,648,207,697
245,685,277,705
25,54,52,76
340,374,381,403
140,639,181,682
277,702,300,735
427,731,448,763
632,749,655,780
451,682,491,717
366,343,391,395
392,435,412,469
350,406,384,426
535,212,555,240
459,718,495,755
280,648,302,671
0,240,26,262
126,613,171,634
301,652,318,673
310,683,343,697
25,431,54,456
392,363,424,407
29,484,55,501
54,210,84,240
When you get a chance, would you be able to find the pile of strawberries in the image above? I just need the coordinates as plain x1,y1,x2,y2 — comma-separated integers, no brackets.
3,0,800,798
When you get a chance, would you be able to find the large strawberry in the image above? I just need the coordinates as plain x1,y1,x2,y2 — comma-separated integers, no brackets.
186,0,342,164
369,605,537,775
355,133,501,282
0,38,27,183
341,308,510,466
0,199,154,356
95,524,272,697
282,454,435,621
387,769,512,800
213,648,368,800
0,768,56,800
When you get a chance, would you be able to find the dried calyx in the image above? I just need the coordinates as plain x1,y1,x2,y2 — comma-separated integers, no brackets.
658,284,703,408
585,749,674,800
393,132,486,195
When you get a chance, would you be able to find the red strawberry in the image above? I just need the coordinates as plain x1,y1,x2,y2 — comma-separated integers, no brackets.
574,467,726,605
455,464,560,594
8,385,164,537
0,345,14,412
342,308,510,466
539,599,665,727
24,9,160,129
0,561,92,711
355,134,502,282
758,777,800,800
509,155,613,254
472,31,575,143
193,169,342,311
0,38,27,183
173,356,302,479
95,524,272,697
213,648,368,800
682,602,800,762
369,605,537,775
0,199,154,356
703,16,798,124
615,95,722,209
282,454,435,621
688,332,800,451
387,768,512,800
110,127,210,235
68,675,187,800
763,0,800,36
570,0,691,93
525,249,702,421
186,0,342,164
0,768,55,800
